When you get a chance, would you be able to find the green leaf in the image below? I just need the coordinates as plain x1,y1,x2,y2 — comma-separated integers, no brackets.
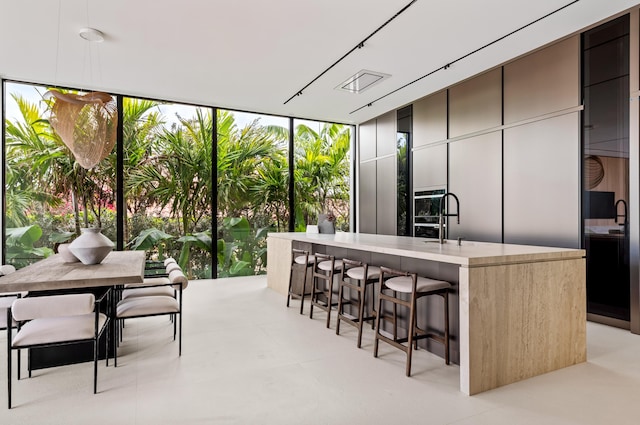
49,231,76,244
129,228,174,251
229,260,252,276
229,217,250,241
255,226,270,240
6,225,43,247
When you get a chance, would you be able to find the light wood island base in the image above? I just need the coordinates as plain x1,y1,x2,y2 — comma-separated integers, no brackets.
266,232,586,395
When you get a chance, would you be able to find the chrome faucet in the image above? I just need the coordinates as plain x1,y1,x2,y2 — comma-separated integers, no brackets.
438,192,460,244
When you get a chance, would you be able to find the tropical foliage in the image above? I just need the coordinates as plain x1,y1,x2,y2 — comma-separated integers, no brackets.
3,83,351,277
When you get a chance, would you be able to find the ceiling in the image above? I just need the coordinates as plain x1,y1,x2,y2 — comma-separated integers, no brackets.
1,0,639,125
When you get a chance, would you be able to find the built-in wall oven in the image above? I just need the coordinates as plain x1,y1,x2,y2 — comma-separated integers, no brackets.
413,189,445,238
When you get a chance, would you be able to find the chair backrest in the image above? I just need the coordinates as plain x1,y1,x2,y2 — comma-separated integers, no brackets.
169,270,188,290
0,264,16,276
12,293,95,322
166,262,182,274
163,257,177,267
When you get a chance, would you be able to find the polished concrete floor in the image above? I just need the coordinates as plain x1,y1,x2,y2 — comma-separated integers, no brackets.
1,275,639,424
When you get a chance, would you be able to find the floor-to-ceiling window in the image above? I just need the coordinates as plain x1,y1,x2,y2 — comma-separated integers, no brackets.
3,80,353,277
123,98,213,278
293,119,351,231
216,110,289,277
3,81,116,268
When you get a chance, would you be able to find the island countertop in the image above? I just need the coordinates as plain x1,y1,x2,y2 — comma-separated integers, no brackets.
267,231,587,395
267,232,585,267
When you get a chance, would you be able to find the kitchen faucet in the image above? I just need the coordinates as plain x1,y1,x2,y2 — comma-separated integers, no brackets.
438,193,460,244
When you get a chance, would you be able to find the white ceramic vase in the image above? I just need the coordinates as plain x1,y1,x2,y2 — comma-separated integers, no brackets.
69,228,114,265
58,243,80,263
317,214,335,234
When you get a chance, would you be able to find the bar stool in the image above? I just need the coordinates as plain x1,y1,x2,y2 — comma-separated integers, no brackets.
336,259,380,348
309,253,343,328
373,266,451,376
286,249,314,314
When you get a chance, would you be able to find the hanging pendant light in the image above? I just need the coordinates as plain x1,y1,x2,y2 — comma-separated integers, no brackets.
47,90,117,169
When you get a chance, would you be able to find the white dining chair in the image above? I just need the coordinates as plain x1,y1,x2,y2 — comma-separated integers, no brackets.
6,292,110,408
113,269,188,366
0,265,26,331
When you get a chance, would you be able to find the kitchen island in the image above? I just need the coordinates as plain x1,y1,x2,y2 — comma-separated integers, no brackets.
267,232,586,395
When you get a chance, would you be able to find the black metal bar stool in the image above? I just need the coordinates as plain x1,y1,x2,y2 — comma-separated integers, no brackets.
286,248,315,314
336,259,380,348
373,266,451,376
309,253,344,328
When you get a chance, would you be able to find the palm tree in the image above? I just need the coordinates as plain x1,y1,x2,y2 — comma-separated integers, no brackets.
5,94,92,234
128,107,212,236
294,123,351,228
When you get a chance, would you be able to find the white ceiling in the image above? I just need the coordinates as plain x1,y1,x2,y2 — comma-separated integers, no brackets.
1,0,639,125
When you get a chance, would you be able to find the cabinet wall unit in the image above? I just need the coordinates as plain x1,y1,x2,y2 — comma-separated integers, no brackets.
503,113,580,248
448,131,502,243
359,33,580,247
357,113,396,234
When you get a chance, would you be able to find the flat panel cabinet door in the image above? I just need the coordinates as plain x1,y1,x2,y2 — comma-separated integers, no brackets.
376,156,396,235
448,132,502,242
504,36,579,124
359,161,377,234
413,144,447,191
359,119,377,161
449,68,502,138
376,111,396,157
413,90,447,147
503,113,580,248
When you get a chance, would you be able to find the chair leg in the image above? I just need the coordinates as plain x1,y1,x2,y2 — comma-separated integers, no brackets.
286,263,294,308
325,271,333,329
179,313,183,356
114,319,118,368
7,328,12,409
373,292,384,358
336,280,344,336
17,349,21,381
93,339,98,394
406,295,417,377
299,266,308,315
173,315,177,341
309,275,316,319
105,323,110,368
443,292,450,365
357,282,366,348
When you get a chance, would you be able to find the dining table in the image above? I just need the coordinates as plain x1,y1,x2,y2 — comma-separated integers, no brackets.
0,250,146,294
0,250,146,369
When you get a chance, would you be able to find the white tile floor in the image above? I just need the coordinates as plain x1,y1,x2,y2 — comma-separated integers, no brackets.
1,275,640,424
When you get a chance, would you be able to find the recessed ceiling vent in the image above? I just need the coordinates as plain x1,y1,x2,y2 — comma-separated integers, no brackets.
336,70,390,94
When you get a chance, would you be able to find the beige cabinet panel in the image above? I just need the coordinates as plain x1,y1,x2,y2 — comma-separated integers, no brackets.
376,111,396,157
413,144,447,190
448,132,502,243
413,90,447,147
504,36,579,124
359,119,377,161
359,161,377,234
449,68,502,138
503,113,580,248
376,156,396,235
